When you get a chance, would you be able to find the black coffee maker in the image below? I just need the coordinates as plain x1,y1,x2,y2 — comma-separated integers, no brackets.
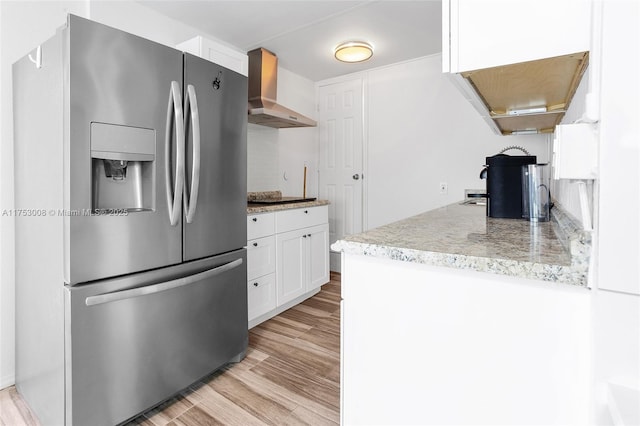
480,147,536,219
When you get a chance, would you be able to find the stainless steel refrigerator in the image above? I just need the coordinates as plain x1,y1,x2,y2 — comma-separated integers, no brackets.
13,15,248,426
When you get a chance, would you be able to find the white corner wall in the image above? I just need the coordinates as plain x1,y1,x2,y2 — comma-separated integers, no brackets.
365,54,549,229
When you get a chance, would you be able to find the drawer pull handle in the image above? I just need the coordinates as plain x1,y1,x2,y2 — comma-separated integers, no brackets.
85,259,243,306
252,217,257,222
253,282,259,287
253,242,258,247
304,210,308,214
307,234,311,237
303,235,307,238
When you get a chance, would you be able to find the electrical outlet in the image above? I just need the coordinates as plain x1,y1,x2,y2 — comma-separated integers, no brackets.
439,182,448,194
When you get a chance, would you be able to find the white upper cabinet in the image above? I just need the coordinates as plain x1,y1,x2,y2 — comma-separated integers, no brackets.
444,0,592,73
443,0,592,135
177,36,248,76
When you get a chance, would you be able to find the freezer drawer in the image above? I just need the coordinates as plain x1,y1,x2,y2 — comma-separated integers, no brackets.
65,250,248,426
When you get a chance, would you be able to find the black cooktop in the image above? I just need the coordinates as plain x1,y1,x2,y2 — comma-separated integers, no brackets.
249,197,316,205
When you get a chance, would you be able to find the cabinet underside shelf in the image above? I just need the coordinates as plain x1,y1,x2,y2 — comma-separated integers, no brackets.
462,51,589,135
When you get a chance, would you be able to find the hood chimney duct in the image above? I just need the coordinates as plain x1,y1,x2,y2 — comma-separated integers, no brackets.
247,48,317,128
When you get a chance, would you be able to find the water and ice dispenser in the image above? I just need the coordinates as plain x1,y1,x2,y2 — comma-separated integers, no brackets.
91,122,155,212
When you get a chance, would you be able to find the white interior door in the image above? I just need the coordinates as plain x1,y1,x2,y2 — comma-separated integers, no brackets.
318,79,364,272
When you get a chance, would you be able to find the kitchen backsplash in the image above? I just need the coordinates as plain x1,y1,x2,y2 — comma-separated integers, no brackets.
246,66,317,195
247,124,280,191
552,66,593,228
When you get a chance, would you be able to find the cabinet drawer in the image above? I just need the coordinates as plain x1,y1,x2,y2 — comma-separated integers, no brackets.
276,205,328,234
247,213,275,240
247,235,275,280
247,273,276,322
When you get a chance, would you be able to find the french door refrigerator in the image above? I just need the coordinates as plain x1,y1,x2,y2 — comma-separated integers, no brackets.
13,15,248,426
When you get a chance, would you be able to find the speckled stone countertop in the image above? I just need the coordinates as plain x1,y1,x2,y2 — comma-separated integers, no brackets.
332,202,592,286
246,191,329,214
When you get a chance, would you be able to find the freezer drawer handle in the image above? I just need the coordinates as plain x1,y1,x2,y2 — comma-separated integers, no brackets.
183,84,201,224
164,80,185,227
84,258,243,307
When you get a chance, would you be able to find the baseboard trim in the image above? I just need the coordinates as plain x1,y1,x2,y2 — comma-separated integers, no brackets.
0,373,15,390
249,287,322,329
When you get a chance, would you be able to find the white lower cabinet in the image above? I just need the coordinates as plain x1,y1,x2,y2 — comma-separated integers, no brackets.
276,229,307,305
247,235,276,280
276,224,330,306
247,206,329,327
247,273,276,321
247,213,277,323
341,254,591,425
308,225,330,290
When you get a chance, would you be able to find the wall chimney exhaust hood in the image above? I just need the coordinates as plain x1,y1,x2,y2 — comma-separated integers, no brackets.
247,48,317,128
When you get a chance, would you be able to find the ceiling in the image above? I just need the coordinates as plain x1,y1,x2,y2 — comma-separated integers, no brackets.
137,0,442,82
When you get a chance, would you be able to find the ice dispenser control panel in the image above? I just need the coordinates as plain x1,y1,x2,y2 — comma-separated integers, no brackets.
90,122,155,212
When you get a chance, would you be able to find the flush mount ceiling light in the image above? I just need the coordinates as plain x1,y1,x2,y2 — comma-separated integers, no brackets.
334,41,373,63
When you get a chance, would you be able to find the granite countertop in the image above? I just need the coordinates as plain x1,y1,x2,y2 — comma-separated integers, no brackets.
332,202,591,286
247,191,330,214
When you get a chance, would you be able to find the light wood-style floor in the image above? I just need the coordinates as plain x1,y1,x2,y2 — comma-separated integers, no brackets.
0,273,341,426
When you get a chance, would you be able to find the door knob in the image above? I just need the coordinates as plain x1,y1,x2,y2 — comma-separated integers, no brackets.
353,174,360,180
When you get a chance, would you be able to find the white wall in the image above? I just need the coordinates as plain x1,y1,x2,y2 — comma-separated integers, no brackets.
246,66,318,198
0,0,245,390
276,68,318,198
365,54,548,229
247,124,280,191
87,1,218,49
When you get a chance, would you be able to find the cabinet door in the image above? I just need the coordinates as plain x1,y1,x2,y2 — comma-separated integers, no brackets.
199,37,248,76
275,205,328,234
447,0,591,73
247,235,276,280
176,36,248,77
247,273,276,322
247,212,275,240
307,224,330,291
276,229,307,305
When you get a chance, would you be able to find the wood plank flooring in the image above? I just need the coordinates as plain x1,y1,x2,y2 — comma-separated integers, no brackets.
0,273,341,426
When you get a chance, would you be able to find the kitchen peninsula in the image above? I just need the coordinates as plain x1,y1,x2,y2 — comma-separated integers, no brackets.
333,202,593,425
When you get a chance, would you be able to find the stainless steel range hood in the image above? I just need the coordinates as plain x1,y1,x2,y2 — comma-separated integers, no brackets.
247,48,317,128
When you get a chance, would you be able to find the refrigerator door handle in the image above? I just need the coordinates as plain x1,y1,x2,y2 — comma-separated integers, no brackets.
85,258,243,307
164,80,185,226
183,84,201,224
